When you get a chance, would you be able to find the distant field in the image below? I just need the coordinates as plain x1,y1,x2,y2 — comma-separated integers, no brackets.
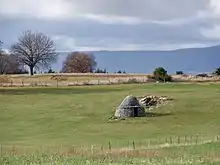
0,73,220,87
0,73,151,87
0,83,220,164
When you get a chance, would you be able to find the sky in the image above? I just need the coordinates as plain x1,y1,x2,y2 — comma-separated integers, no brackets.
1,0,220,51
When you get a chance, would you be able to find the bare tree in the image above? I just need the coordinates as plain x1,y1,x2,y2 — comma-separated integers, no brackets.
0,40,3,54
0,41,8,74
10,30,58,75
61,52,97,73
0,54,8,74
0,52,26,74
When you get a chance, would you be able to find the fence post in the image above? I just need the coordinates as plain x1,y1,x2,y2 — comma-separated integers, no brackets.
169,137,173,145
100,143,103,151
195,135,198,145
91,145,94,155
108,141,111,151
184,135,187,144
12,146,15,155
0,144,2,156
72,145,75,154
139,140,142,149
165,137,168,144
132,140,135,150
177,136,180,144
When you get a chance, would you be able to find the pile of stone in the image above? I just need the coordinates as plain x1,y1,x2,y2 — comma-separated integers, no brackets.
139,95,172,110
114,95,172,119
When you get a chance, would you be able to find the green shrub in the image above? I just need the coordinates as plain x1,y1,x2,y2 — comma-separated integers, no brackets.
213,67,220,76
176,71,184,75
126,78,138,84
153,67,172,82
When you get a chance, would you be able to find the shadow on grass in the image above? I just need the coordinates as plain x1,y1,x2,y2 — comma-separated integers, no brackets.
0,87,127,95
145,112,172,117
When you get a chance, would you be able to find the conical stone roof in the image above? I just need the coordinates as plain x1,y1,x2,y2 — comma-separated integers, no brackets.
115,95,146,118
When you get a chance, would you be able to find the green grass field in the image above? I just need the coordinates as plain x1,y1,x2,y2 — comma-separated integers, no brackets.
0,83,220,164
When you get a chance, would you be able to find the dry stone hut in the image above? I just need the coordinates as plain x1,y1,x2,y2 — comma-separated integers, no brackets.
115,95,146,118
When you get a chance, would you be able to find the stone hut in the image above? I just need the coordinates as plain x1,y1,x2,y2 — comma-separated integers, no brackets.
115,95,146,118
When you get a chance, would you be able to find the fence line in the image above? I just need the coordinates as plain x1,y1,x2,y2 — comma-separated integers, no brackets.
1,135,219,156
1,74,220,88
0,77,155,88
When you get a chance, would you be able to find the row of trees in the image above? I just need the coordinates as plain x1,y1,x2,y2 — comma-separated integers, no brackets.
0,41,28,74
0,30,99,75
1,30,220,77
1,30,127,75
0,31,59,75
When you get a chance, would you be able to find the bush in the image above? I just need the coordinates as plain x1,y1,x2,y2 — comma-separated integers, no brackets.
196,73,208,77
126,78,138,84
152,74,172,82
153,67,172,82
94,68,107,73
176,71,184,75
213,67,220,76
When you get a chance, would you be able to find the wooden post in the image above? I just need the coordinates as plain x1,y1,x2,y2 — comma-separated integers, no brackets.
195,135,198,145
132,140,135,150
100,143,103,151
91,145,94,155
169,137,172,145
108,141,111,151
0,144,2,156
177,136,180,144
56,79,59,88
12,146,15,155
165,137,168,143
72,145,75,154
184,135,187,144
139,140,142,149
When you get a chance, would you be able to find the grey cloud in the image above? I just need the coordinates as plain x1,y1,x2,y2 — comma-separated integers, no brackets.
1,0,220,51
68,0,208,20
0,15,219,50
0,0,209,21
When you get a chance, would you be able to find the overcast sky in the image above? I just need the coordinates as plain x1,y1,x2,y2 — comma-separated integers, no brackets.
1,0,220,51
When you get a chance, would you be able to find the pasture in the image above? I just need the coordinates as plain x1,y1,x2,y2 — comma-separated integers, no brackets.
0,83,220,164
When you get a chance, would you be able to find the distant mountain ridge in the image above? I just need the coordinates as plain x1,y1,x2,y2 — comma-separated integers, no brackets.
52,45,220,74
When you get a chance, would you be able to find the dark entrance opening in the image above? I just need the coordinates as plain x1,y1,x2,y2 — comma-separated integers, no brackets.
133,107,138,117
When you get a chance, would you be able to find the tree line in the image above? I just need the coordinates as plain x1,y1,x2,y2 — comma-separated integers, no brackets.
1,30,220,77
0,30,100,76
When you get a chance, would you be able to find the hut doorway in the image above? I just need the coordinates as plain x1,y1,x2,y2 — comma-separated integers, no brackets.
133,107,138,117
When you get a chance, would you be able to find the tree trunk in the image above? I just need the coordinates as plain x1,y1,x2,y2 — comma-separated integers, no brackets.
29,66,34,76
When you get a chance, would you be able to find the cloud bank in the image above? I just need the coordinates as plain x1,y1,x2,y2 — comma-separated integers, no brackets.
1,0,220,51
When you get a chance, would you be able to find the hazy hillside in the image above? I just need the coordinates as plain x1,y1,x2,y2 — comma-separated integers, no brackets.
51,45,220,74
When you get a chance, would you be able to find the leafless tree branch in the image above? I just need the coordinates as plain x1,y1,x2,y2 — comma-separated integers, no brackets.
10,30,58,75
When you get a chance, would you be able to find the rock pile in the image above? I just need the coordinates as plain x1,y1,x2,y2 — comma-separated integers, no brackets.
139,95,172,110
115,95,146,118
113,95,172,119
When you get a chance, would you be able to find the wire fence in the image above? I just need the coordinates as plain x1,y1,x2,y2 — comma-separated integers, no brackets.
0,77,155,88
1,135,219,156
0,135,220,165
1,74,220,88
